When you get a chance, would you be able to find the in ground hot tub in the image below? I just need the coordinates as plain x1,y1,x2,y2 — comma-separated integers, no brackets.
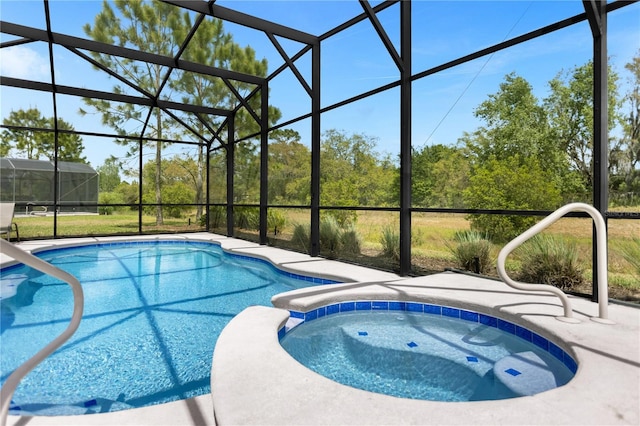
279,301,576,401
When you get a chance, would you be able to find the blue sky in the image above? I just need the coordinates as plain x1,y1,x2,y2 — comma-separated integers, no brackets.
1,0,639,169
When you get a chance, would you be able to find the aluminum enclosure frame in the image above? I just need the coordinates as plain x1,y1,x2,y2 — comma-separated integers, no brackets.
1,0,638,301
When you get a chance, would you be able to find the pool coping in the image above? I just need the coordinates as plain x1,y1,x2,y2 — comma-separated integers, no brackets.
2,233,639,425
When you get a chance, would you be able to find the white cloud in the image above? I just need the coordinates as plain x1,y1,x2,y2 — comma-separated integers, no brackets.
0,46,49,79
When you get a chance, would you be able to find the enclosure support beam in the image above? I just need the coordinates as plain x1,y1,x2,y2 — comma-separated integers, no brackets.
585,0,609,302
227,115,235,237
310,42,321,257
43,1,60,238
399,0,412,276
205,140,211,232
260,83,269,245
0,22,265,86
138,138,144,234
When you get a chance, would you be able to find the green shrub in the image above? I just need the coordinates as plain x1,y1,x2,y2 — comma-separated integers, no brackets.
98,192,125,215
620,237,640,278
412,227,425,246
162,182,194,218
380,226,400,261
291,219,362,256
463,156,562,242
320,216,342,255
325,209,357,228
204,206,225,228
113,181,139,209
141,182,194,218
198,213,208,227
340,224,362,254
267,210,286,235
292,223,310,253
235,207,259,230
446,230,493,274
516,234,585,291
469,214,539,243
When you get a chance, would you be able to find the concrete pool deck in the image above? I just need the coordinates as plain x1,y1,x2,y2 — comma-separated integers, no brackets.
2,233,639,425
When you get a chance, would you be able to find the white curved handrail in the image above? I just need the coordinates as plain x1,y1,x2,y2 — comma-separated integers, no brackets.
497,202,612,324
0,240,84,426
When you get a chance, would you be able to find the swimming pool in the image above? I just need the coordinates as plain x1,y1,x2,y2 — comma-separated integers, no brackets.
280,306,576,401
0,240,338,416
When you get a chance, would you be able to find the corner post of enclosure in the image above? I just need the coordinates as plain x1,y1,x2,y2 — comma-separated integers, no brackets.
260,82,269,245
138,138,144,234
205,139,212,231
226,114,235,237
585,0,609,303
399,0,412,276
310,41,321,257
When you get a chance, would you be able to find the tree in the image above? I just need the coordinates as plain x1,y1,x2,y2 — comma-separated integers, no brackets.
320,129,396,209
82,1,279,224
1,108,86,162
465,73,564,173
544,60,621,195
114,181,139,207
96,156,121,192
234,141,261,203
141,157,195,218
429,148,469,208
460,73,568,239
463,155,562,241
612,52,640,204
168,12,280,220
410,144,467,208
208,149,227,204
82,0,186,225
268,129,310,204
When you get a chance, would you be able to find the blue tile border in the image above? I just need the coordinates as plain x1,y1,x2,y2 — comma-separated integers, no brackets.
479,314,498,327
460,310,478,322
442,307,460,318
424,304,441,315
372,301,388,310
281,300,578,375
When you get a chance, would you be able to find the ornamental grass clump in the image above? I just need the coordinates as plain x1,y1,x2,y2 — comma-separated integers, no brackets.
516,234,585,291
620,237,640,278
380,226,400,261
292,223,310,253
340,224,362,254
292,218,363,257
446,230,493,274
320,216,342,256
267,210,286,235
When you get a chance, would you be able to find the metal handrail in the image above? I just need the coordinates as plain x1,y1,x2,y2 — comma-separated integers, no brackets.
496,202,613,324
0,240,84,426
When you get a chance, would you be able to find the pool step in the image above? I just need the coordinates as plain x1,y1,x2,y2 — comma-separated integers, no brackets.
0,273,28,300
339,326,562,399
493,351,558,396
339,326,498,401
339,324,496,377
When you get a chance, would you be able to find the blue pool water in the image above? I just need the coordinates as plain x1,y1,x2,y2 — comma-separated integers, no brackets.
280,308,576,401
0,241,335,416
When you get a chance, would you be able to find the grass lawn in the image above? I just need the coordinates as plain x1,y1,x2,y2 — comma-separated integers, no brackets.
13,211,204,238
